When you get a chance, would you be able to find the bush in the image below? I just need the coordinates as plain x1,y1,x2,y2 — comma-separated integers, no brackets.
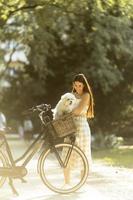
92,132,123,150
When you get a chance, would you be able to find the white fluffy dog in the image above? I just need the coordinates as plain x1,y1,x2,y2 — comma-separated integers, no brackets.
52,93,77,120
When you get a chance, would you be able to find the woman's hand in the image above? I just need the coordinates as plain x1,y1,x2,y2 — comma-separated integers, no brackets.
72,109,80,116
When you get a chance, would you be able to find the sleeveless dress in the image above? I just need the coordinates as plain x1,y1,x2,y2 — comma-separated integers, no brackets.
64,98,92,170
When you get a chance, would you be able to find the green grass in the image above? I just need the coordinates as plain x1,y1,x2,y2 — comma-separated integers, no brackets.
92,146,133,168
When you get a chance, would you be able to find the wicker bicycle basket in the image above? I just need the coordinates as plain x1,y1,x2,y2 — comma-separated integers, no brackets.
47,114,77,139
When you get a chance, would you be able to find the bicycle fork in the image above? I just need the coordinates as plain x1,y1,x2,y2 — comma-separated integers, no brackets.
51,141,75,168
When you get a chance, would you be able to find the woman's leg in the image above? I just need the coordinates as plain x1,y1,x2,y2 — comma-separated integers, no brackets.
63,165,71,184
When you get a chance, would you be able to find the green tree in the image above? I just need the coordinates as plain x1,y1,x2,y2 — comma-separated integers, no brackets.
0,0,133,136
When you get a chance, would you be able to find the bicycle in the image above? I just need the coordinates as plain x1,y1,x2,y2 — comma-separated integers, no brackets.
0,104,89,195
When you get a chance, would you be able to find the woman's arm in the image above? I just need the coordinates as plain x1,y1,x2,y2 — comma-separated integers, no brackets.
72,93,90,116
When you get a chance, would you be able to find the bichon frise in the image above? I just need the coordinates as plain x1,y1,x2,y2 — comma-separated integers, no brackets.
52,93,77,120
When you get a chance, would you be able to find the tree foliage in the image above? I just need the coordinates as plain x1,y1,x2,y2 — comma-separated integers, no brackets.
0,0,133,135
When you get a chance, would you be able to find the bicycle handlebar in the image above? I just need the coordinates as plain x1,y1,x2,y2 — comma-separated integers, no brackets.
29,104,51,112
22,104,52,125
23,104,51,115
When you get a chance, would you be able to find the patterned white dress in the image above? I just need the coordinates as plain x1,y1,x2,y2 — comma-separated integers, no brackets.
64,99,92,170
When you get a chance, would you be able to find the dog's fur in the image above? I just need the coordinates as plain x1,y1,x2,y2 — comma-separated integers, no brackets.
52,93,78,120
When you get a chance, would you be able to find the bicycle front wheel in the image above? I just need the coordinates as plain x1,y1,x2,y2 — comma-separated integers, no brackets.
38,143,89,194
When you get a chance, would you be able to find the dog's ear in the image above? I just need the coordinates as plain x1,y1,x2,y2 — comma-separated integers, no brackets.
61,92,74,100
61,95,64,100
51,108,55,113
61,93,67,100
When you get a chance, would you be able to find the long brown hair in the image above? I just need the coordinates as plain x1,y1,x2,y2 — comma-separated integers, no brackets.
72,73,94,118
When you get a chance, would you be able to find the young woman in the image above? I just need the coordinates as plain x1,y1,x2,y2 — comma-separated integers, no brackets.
64,73,94,184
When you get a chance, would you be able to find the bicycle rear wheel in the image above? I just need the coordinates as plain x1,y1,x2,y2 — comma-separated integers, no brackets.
38,143,89,194
0,151,7,187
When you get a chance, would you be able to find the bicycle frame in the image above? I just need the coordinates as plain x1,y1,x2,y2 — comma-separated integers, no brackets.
0,104,80,195
0,129,45,169
0,128,75,170
16,132,45,167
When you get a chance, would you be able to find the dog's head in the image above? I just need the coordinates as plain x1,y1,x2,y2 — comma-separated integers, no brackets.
52,93,76,119
61,93,76,107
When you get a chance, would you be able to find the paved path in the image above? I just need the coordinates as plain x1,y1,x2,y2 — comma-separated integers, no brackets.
0,135,133,200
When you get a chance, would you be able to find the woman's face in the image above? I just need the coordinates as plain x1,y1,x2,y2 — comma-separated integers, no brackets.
73,81,84,95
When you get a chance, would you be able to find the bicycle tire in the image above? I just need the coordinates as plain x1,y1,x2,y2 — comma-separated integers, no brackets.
38,143,89,194
0,151,7,187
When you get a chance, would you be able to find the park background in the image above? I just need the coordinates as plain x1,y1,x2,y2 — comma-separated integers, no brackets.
0,0,133,167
